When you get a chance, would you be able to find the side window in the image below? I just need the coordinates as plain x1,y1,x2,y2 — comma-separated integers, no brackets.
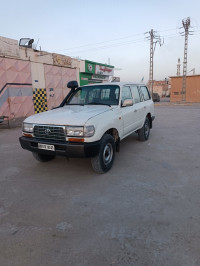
130,86,141,104
140,86,151,101
121,86,133,102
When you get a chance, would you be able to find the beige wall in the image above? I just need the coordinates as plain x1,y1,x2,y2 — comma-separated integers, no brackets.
0,36,80,79
0,36,80,125
0,36,19,58
31,62,46,88
153,85,163,97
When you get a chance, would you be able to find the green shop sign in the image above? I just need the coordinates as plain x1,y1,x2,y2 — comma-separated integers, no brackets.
92,74,108,80
85,62,95,74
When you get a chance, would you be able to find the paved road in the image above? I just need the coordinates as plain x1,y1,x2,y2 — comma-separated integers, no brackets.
0,105,200,266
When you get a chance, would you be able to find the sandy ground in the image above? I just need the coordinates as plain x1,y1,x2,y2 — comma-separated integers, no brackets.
0,105,200,266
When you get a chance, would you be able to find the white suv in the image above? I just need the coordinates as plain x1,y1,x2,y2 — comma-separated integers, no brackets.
19,81,155,173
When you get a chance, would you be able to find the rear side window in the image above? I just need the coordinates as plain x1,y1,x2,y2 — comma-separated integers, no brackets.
130,86,141,104
140,86,151,101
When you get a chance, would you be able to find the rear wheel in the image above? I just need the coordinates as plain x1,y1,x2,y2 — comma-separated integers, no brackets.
138,117,150,141
91,134,115,174
32,152,55,162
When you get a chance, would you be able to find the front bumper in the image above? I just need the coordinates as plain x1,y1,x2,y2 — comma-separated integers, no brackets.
19,137,101,158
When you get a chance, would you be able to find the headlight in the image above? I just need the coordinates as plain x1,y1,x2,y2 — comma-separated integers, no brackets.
65,126,95,137
84,125,95,137
23,123,34,133
66,126,84,137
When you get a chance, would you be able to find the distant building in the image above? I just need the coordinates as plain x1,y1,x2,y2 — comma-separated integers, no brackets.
170,75,200,103
147,79,170,97
79,60,114,86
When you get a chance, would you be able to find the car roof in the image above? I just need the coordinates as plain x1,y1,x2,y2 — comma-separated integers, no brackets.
81,82,145,87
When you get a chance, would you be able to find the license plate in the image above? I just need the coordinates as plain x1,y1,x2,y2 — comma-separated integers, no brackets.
38,143,55,151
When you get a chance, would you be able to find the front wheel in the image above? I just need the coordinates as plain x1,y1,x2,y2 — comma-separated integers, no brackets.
32,152,56,162
138,117,150,141
91,134,115,174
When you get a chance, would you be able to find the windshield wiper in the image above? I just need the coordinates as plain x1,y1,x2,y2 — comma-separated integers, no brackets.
87,102,111,107
65,103,85,106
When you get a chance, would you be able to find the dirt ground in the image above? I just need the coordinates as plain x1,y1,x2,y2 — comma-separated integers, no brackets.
0,104,200,266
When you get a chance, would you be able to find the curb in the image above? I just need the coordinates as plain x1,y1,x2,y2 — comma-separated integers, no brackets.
155,102,200,107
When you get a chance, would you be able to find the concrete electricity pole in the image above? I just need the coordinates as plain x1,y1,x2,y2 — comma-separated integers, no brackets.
181,17,191,101
146,29,163,94
177,58,181,76
149,29,154,94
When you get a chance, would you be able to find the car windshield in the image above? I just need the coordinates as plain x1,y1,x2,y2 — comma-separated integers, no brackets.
66,85,120,106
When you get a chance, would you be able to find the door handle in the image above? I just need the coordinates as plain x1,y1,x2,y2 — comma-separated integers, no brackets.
144,106,146,109
134,109,137,112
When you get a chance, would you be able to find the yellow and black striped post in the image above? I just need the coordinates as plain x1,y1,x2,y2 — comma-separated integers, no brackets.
33,88,48,114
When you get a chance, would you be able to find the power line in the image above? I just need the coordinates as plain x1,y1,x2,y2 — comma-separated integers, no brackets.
62,33,181,55
61,31,200,56
48,26,200,58
66,37,146,55
54,32,145,53
53,28,178,54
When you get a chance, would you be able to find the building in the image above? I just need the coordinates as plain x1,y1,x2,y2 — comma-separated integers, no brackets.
79,60,114,86
0,36,115,126
170,75,200,102
0,36,79,126
147,79,170,97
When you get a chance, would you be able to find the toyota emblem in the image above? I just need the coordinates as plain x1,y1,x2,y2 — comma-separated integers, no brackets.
45,129,51,135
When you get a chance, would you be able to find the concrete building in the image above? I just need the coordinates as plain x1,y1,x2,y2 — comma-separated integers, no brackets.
147,79,170,97
0,36,115,126
170,75,200,103
79,60,114,86
0,36,80,126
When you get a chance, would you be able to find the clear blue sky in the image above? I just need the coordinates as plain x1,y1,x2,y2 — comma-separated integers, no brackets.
1,0,200,82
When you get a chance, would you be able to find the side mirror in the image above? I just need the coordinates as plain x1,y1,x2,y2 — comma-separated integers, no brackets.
122,99,133,107
67,80,78,90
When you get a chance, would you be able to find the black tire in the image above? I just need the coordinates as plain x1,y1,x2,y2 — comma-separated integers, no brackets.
91,134,115,174
32,152,55,162
138,117,150,141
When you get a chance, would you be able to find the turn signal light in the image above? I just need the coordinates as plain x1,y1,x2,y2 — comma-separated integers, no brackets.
68,138,84,142
23,133,33,138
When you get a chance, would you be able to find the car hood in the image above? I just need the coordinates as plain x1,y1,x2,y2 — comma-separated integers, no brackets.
24,105,115,125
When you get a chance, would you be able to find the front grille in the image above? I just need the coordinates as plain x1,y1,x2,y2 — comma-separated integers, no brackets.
34,125,66,141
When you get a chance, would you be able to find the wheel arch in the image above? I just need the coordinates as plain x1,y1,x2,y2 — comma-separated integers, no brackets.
147,113,153,128
104,128,120,152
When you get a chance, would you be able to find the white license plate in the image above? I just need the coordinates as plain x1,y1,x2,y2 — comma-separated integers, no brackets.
38,143,55,151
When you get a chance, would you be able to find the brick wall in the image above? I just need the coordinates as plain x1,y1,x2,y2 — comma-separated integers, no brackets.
170,75,200,102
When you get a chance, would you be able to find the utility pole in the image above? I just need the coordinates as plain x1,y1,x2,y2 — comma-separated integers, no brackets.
177,58,181,76
181,17,191,102
149,29,154,94
146,29,163,94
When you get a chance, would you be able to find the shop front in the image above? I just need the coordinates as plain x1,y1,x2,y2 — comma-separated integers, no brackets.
80,60,114,86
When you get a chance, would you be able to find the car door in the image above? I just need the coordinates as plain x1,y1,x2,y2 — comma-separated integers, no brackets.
139,86,152,120
121,85,138,137
130,85,145,129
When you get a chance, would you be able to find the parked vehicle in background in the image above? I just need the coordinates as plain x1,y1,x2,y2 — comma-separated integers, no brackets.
19,81,155,174
152,92,160,102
